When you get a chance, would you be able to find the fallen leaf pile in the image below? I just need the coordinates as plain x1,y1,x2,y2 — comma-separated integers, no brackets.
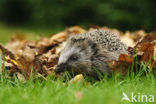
0,26,156,80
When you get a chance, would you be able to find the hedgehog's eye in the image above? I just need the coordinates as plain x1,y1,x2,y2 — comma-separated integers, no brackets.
70,55,78,61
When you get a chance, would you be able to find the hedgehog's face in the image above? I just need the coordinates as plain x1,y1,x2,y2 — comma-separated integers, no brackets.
55,37,96,75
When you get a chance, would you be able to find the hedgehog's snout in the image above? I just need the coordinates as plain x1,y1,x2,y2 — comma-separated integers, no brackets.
54,63,71,74
54,65,63,74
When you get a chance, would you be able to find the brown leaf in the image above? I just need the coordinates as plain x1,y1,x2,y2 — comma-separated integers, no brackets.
135,42,154,63
154,44,156,61
118,54,133,63
0,43,16,59
34,48,59,74
120,31,135,47
152,44,156,68
134,33,156,68
89,24,101,29
107,61,131,75
131,30,146,42
66,26,86,35
49,31,67,43
21,44,38,62
0,43,19,75
55,42,66,55
5,35,27,55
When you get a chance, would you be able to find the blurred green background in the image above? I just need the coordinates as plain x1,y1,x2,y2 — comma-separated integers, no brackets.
0,0,156,32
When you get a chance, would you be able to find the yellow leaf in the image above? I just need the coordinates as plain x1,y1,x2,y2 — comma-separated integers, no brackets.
69,74,84,84
10,59,19,66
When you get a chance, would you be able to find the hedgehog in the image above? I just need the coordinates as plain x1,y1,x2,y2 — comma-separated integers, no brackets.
54,29,128,78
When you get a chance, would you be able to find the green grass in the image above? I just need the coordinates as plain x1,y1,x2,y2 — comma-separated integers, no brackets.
0,24,156,104
0,66,156,104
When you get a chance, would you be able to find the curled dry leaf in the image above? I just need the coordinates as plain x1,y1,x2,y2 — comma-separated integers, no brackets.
0,43,15,59
0,43,19,75
16,72,26,82
107,53,133,75
107,61,131,75
55,42,66,55
36,36,49,47
136,42,154,61
152,44,156,68
69,74,84,84
5,35,28,56
135,42,155,68
49,31,67,43
120,31,135,47
133,32,156,69
66,26,86,35
118,54,133,63
34,49,59,75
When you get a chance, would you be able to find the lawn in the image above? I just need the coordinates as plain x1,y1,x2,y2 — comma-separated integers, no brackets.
0,25,156,104
0,71,155,104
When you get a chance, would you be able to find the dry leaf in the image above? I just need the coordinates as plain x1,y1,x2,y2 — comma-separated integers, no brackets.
69,74,84,84
120,31,135,47
49,31,67,43
107,61,131,75
134,33,156,68
16,72,26,82
67,26,86,35
118,54,133,63
154,44,156,61
135,42,154,62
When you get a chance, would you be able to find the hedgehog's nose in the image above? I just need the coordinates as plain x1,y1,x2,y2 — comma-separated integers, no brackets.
54,65,63,74
54,64,71,74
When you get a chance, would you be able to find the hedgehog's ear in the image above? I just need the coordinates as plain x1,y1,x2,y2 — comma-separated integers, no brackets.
69,37,75,42
67,37,75,44
87,40,97,49
70,36,85,43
